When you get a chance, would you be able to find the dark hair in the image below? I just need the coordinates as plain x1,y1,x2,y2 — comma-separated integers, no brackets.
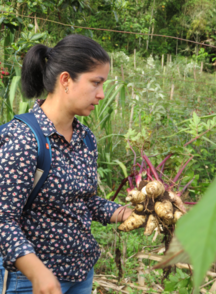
21,34,110,98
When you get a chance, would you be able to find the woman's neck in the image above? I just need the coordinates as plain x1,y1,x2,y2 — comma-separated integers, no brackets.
41,94,74,143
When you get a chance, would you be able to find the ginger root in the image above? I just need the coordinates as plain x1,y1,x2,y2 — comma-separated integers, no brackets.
135,204,144,212
144,214,158,236
118,212,146,232
126,189,146,204
154,200,173,220
173,210,183,223
142,180,165,199
169,191,186,213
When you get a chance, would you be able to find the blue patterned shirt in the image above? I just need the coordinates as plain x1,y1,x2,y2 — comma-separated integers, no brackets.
0,100,121,282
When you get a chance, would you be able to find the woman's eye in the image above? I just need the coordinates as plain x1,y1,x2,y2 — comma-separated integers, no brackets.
94,81,100,86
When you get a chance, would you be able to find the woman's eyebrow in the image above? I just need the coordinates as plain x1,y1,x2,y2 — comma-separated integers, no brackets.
95,76,105,81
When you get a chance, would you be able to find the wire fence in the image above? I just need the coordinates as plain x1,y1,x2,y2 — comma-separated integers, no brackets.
1,11,216,49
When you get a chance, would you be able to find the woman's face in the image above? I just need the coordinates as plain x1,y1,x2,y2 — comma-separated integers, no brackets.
66,62,110,117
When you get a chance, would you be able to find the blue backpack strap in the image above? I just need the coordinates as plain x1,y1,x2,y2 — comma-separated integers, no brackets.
14,113,52,211
83,129,94,152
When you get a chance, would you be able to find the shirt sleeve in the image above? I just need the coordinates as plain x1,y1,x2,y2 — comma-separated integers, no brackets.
84,195,121,225
0,120,38,271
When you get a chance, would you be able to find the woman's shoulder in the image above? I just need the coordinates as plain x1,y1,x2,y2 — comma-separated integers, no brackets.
0,118,38,151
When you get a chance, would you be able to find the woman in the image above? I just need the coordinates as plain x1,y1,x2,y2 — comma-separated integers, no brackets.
0,34,132,294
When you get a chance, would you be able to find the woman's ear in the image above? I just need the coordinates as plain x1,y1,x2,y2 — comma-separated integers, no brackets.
59,72,70,88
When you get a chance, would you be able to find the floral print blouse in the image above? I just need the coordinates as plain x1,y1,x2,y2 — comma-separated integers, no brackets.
0,100,121,282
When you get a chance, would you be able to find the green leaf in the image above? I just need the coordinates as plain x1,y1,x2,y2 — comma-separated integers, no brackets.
193,112,200,125
18,102,29,114
164,281,176,291
9,76,21,110
178,278,189,288
175,176,216,293
57,0,64,6
113,159,128,178
106,191,115,199
179,288,189,294
0,79,5,89
0,17,5,24
202,136,216,147
30,32,46,41
98,84,124,120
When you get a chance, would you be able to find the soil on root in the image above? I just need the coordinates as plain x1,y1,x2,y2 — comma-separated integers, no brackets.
138,179,149,191
157,191,172,202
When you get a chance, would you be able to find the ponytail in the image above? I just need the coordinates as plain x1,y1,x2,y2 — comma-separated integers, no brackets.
21,44,51,98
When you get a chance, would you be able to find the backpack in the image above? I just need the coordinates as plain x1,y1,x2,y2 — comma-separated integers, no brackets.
0,113,94,211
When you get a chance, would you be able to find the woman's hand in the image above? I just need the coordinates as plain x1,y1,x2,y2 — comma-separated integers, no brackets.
15,253,62,294
110,207,133,223
31,267,62,294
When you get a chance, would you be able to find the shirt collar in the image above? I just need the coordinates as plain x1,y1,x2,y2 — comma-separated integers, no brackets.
31,99,88,142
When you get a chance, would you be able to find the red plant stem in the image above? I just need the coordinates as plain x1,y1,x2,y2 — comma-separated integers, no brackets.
128,140,136,174
147,167,150,179
148,174,154,181
161,163,165,174
156,154,172,170
172,156,193,184
184,129,212,147
134,160,145,187
111,173,134,202
142,152,160,181
146,168,153,181
179,177,195,197
142,159,147,171
128,176,134,189
184,202,196,205
139,160,144,174
157,163,165,180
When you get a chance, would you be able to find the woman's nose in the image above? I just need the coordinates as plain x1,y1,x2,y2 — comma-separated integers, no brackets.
97,87,105,100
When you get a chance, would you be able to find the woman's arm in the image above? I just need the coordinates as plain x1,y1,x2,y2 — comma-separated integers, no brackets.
15,254,62,294
110,207,133,223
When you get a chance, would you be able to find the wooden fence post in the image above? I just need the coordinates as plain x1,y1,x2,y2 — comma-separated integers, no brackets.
170,84,174,100
129,86,135,129
34,15,39,33
177,65,181,77
176,39,178,55
167,54,170,65
163,66,166,89
134,49,136,69
200,61,203,73
121,64,125,81
111,54,113,76
115,76,119,115
161,54,164,68
194,65,196,80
